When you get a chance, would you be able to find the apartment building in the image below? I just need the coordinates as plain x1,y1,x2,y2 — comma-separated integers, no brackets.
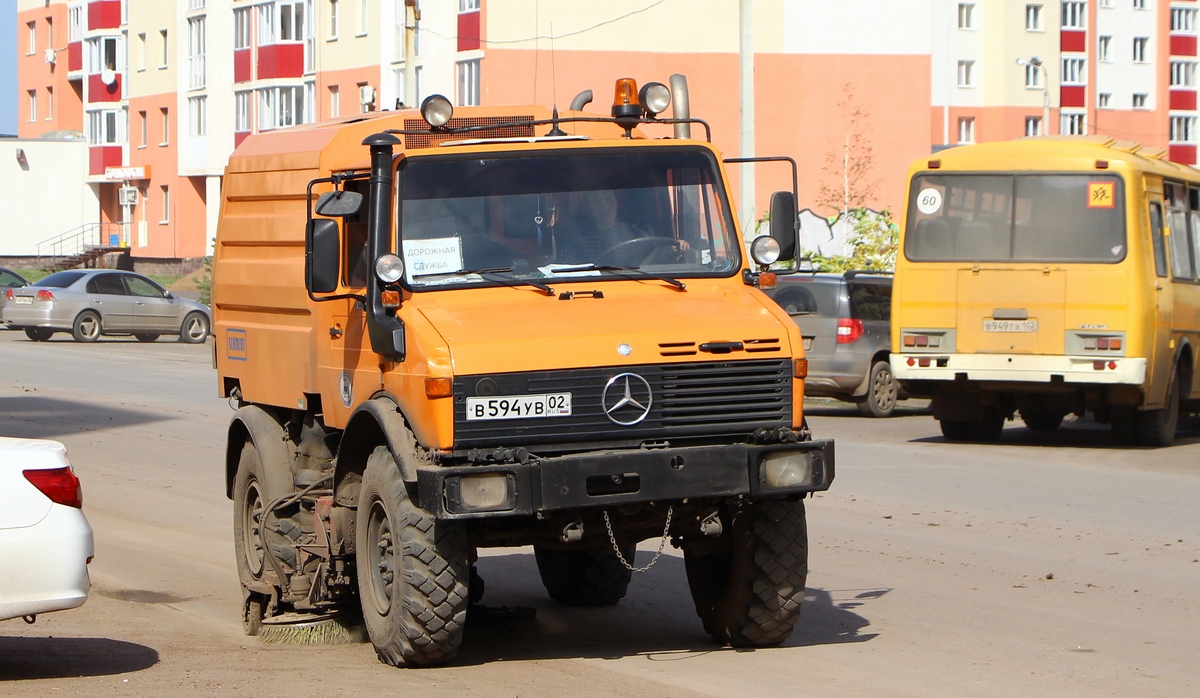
14,1,1197,265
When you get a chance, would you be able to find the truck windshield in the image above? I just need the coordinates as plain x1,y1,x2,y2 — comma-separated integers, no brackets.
905,173,1126,263
398,147,738,289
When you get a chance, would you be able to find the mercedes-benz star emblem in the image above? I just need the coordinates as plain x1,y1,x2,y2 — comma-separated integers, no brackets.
601,373,653,425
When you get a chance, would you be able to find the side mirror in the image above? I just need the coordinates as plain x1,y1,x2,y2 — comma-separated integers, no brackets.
315,190,364,217
306,218,341,294
768,190,798,261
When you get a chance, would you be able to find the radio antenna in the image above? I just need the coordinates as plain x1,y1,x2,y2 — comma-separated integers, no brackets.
532,0,539,103
545,21,566,136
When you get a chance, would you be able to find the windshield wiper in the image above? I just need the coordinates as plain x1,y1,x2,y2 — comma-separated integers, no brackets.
412,266,555,295
548,264,686,290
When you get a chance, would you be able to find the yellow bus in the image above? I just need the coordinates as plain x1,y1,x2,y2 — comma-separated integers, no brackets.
891,136,1200,447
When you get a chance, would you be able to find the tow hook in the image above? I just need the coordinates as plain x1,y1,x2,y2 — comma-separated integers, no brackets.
560,520,584,543
22,614,36,625
699,510,723,537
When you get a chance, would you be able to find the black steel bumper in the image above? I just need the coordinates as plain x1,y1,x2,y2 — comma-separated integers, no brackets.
416,439,835,520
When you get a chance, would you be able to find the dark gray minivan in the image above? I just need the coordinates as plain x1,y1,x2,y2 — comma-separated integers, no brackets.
765,271,900,416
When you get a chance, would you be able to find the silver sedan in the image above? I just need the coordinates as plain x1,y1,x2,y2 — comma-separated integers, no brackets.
3,269,211,343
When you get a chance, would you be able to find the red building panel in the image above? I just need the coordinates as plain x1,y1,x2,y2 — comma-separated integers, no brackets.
1171,89,1197,110
89,145,123,176
256,44,304,80
1061,30,1086,53
87,0,122,30
88,73,122,102
234,48,251,83
458,11,481,52
1172,35,1198,57
1170,144,1197,165
1060,85,1086,108
68,42,82,72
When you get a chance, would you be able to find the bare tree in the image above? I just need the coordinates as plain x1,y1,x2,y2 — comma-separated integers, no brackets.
815,84,879,219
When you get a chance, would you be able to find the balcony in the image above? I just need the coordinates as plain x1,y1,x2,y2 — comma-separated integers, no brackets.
1172,35,1198,58
256,43,303,80
88,73,123,103
89,145,123,176
87,0,122,31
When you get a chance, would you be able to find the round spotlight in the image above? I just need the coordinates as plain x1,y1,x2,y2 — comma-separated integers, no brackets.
420,95,454,128
375,254,406,283
638,82,672,116
750,236,782,266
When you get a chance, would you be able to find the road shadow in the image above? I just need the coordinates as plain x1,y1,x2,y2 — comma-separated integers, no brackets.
0,635,159,680
451,551,877,667
803,398,932,419
907,413,1200,450
0,395,172,440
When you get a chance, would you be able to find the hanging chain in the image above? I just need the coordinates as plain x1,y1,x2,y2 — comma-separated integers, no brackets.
603,505,674,573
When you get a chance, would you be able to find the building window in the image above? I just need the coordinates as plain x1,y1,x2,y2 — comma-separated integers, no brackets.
139,110,147,146
27,91,36,122
329,85,340,117
958,3,975,29
358,0,368,35
86,109,125,145
137,33,146,71
1172,61,1197,87
86,36,121,73
160,108,169,145
330,0,339,39
1098,92,1112,108
1133,0,1145,9
45,87,53,119
68,5,81,43
1026,4,1043,30
957,60,976,87
459,0,480,10
234,8,251,49
1171,116,1197,143
27,21,36,55
1025,64,1043,88
161,186,170,224
1098,36,1111,63
1133,37,1148,63
1062,57,1086,85
258,4,276,44
188,17,206,89
1133,93,1149,108
1098,0,1114,8
457,59,480,106
1025,116,1043,136
1062,1,1086,29
188,0,207,10
257,85,310,130
957,117,975,144
235,91,251,131
1062,112,1086,135
189,96,207,136
46,17,53,49
160,30,169,68
279,0,305,41
1173,8,1198,33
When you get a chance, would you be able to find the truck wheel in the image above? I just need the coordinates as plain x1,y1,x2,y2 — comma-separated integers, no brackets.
357,445,468,667
72,310,101,342
233,440,280,636
939,419,970,441
1020,409,1064,432
1138,373,1179,447
1109,407,1139,446
967,409,1005,441
533,545,635,607
684,499,808,647
856,360,897,418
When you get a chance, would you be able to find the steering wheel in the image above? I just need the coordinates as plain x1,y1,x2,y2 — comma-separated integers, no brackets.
595,237,683,267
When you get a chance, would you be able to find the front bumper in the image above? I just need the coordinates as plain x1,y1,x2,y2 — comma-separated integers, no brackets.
416,439,835,520
892,353,1147,385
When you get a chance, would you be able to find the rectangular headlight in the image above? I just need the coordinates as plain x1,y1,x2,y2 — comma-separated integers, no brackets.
759,450,815,490
455,473,512,512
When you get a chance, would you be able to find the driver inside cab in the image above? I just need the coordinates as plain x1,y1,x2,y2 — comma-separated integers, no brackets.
557,188,688,266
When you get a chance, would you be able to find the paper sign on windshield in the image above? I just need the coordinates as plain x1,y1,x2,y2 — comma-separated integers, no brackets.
403,237,463,277
1087,181,1115,209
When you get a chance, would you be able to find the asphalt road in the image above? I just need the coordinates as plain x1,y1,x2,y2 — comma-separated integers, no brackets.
2,329,1199,696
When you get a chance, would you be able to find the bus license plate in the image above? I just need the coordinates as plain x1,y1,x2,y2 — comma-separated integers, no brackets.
466,393,572,421
983,319,1038,333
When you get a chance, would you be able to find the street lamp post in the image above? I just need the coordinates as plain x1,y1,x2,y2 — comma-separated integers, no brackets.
1017,56,1052,135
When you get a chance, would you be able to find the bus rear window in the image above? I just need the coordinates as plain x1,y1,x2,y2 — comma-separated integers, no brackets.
905,174,1126,263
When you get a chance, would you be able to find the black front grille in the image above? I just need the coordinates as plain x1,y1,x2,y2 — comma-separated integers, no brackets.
452,359,791,448
403,117,535,149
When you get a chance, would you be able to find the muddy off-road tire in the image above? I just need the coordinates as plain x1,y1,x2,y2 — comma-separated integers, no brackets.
534,545,635,607
684,499,808,647
233,441,280,635
357,445,468,667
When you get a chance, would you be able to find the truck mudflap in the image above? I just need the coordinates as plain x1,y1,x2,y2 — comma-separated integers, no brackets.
415,439,834,520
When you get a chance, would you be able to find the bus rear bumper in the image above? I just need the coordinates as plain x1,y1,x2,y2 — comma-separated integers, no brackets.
891,353,1147,385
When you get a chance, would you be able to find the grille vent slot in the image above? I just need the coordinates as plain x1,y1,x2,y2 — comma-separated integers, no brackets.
659,341,698,357
743,338,781,353
402,117,535,149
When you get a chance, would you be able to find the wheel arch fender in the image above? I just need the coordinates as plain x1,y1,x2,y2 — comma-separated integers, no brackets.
224,404,290,500
850,351,892,397
1175,337,1194,400
334,395,421,509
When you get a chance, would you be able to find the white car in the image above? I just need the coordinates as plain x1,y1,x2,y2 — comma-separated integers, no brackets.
0,437,94,622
